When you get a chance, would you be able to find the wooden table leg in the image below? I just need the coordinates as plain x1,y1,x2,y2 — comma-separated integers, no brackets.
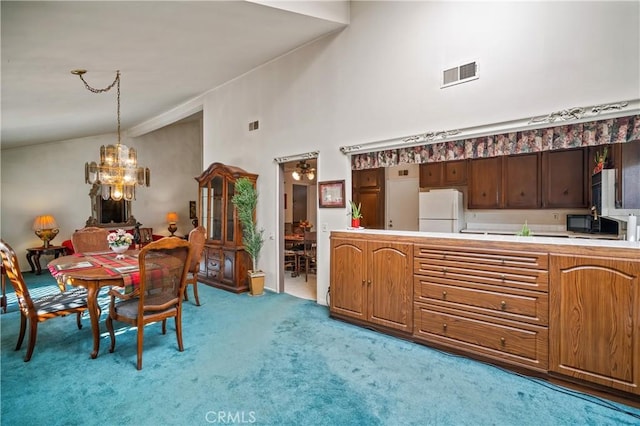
85,282,102,359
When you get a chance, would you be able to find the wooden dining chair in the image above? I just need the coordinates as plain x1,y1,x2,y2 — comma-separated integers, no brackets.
184,226,206,306
296,231,317,282
105,237,192,370
0,239,88,362
71,227,110,253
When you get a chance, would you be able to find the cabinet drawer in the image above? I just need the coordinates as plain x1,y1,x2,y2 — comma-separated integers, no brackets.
414,303,548,371
414,258,548,292
415,245,548,270
414,277,548,326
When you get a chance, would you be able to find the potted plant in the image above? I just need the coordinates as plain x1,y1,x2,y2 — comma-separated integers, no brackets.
349,200,363,228
231,177,265,296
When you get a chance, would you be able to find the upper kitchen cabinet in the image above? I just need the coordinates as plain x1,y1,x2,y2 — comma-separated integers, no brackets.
503,153,540,209
468,157,502,209
541,148,588,208
353,168,385,229
419,160,467,188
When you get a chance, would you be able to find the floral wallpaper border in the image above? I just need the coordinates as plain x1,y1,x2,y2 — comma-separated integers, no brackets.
351,114,640,170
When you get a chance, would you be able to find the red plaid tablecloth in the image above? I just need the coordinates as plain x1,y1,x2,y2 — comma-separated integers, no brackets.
85,252,140,288
50,251,173,293
49,251,140,290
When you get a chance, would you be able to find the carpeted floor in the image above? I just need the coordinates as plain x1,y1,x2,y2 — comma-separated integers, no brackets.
1,274,639,425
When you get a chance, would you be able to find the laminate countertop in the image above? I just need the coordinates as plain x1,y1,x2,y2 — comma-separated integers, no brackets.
338,228,640,250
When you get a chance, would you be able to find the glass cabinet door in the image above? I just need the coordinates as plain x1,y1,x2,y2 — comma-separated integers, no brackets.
200,184,210,238
226,180,235,243
211,176,223,242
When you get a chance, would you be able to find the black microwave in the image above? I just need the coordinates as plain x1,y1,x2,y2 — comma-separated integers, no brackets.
567,214,619,235
567,214,593,233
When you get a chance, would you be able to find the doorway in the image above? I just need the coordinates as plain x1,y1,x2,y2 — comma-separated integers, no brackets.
281,157,318,301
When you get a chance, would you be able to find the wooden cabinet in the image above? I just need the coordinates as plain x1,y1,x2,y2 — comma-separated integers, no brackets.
352,168,385,229
413,243,549,371
549,254,640,396
467,148,587,209
503,153,540,209
468,157,502,209
419,160,467,188
541,148,588,208
196,163,258,293
330,233,413,334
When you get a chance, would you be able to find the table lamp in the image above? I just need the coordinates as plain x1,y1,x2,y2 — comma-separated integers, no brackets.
33,215,59,248
167,212,178,236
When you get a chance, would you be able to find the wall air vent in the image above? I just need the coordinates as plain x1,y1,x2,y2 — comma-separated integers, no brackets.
442,61,478,88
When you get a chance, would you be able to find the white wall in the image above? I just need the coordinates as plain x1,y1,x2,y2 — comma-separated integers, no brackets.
0,120,202,269
199,1,639,304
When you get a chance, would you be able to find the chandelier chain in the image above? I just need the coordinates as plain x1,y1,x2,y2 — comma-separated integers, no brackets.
77,71,121,144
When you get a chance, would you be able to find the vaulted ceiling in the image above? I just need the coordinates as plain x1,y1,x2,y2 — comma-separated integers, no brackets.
1,1,348,149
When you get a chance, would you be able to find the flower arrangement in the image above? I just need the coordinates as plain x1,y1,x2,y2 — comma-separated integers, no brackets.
107,229,133,248
299,220,313,230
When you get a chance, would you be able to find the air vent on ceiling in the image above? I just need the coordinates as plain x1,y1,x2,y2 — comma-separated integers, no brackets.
442,61,478,88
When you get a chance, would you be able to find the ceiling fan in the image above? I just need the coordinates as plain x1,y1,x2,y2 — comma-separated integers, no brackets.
292,160,315,181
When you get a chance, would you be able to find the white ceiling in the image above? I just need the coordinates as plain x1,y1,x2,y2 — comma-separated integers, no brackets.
1,1,348,149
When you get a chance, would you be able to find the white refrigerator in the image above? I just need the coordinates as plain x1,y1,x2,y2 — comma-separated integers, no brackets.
419,189,465,233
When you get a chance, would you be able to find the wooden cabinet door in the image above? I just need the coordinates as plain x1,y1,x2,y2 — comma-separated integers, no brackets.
443,160,467,186
352,168,385,229
367,240,413,333
419,163,442,187
503,153,540,208
549,254,640,395
542,148,588,208
468,157,502,209
330,237,367,322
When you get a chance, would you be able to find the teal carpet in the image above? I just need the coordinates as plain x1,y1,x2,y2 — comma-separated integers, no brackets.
1,274,639,426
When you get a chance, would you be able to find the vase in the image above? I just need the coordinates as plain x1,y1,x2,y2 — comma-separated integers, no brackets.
351,218,360,228
110,245,129,260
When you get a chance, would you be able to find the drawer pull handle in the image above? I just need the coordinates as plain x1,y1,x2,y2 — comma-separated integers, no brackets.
501,259,505,265
442,267,448,273
367,280,371,286
501,301,506,310
500,337,506,345
501,274,506,281
442,291,447,299
362,280,366,286
443,323,447,331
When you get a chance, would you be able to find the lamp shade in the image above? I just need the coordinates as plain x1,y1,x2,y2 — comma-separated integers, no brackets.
166,212,179,224
33,215,58,230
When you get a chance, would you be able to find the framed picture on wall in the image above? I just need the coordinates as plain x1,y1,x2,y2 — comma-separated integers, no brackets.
189,201,197,219
318,180,345,208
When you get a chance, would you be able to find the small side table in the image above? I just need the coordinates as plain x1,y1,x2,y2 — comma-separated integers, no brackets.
26,245,67,275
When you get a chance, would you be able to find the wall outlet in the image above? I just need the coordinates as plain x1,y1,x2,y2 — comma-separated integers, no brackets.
553,213,559,221
321,223,328,232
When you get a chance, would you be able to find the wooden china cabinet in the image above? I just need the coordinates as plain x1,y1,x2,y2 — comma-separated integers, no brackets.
196,163,258,293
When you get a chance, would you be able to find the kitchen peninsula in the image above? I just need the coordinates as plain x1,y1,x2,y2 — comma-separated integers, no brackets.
330,229,640,402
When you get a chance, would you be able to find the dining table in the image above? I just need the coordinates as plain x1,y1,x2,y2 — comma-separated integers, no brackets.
48,249,141,359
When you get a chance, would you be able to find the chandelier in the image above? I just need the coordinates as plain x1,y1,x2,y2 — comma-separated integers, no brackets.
292,160,315,181
73,69,150,201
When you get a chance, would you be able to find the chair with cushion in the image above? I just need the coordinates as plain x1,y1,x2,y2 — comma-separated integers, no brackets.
184,226,206,306
71,227,110,253
105,237,192,370
0,239,88,362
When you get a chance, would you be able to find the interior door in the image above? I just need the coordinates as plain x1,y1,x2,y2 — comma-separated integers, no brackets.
292,184,307,223
386,178,419,231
